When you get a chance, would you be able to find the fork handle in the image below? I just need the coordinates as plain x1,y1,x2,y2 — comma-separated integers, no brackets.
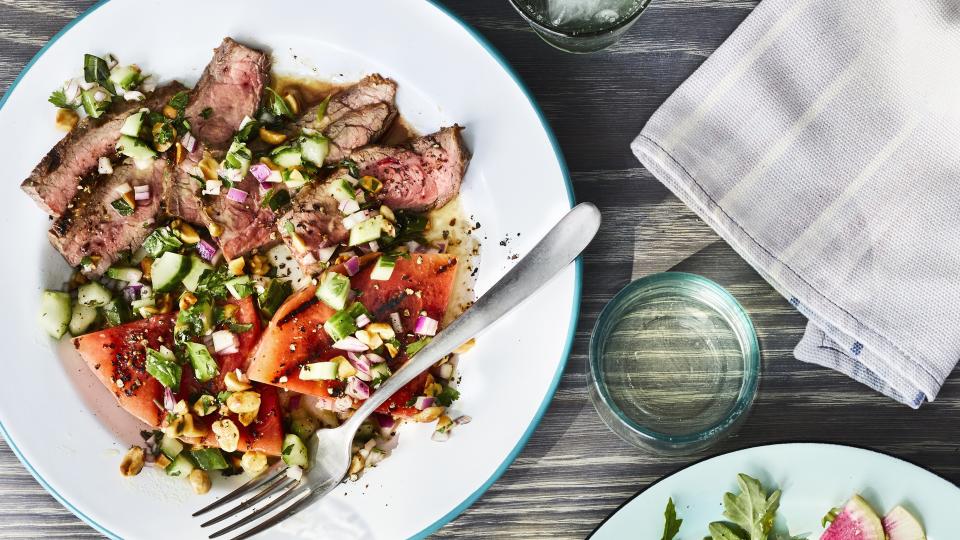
343,202,601,431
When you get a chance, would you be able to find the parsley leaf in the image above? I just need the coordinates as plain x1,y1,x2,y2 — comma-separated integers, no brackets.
200,107,213,119
168,90,190,113
334,158,360,178
434,386,460,407
48,89,77,109
661,498,682,540
709,474,780,540
195,267,232,299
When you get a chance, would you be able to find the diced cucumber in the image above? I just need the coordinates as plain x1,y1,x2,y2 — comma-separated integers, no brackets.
190,448,229,470
68,303,98,336
299,361,339,381
257,278,292,318
116,134,157,163
329,178,356,203
102,298,131,327
370,255,397,281
225,275,254,299
151,252,190,292
271,145,302,168
282,169,308,189
185,342,218,383
224,140,252,178
288,408,319,441
280,434,309,468
323,303,369,341
315,272,350,311
164,453,195,477
39,291,71,339
80,89,108,119
369,363,392,387
105,266,143,283
301,135,330,166
159,435,184,460
130,297,155,318
120,110,145,137
181,256,212,292
349,215,389,246
77,282,112,307
109,64,141,91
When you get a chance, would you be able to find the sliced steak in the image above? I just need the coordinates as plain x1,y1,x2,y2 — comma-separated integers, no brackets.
185,38,269,150
352,125,469,211
278,182,348,274
21,82,186,216
163,144,208,226
201,170,277,260
49,159,169,275
295,74,397,163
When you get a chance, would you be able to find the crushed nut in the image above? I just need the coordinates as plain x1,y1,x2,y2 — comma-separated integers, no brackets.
366,322,395,341
283,93,300,115
162,104,178,119
413,406,445,423
258,126,287,145
179,291,198,311
140,257,153,280
228,257,245,276
240,451,268,476
189,469,211,495
212,418,240,452
452,338,476,355
249,254,271,276
193,395,217,417
172,219,200,244
226,391,261,415
208,221,223,238
55,108,79,132
224,370,252,392
119,446,145,477
348,454,364,475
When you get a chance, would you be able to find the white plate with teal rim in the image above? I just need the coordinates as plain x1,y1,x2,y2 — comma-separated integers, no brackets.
0,0,579,538
590,443,960,540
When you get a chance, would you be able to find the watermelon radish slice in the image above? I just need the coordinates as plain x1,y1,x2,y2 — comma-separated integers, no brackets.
820,495,885,540
883,506,926,540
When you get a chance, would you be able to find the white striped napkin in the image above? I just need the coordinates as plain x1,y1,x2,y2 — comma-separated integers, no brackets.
632,0,960,407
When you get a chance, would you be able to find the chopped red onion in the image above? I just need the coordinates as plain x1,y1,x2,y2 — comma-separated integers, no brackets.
226,187,248,203
406,241,422,253
163,387,176,411
196,240,217,261
373,413,395,429
454,415,472,425
134,187,150,201
367,241,379,252
437,363,454,380
377,432,400,451
98,157,113,175
203,179,221,196
344,256,361,276
339,199,360,215
389,312,403,333
346,378,370,400
435,242,447,253
301,252,317,265
249,163,272,183
333,396,353,412
355,313,370,328
350,354,371,375
415,315,438,337
414,396,435,410
286,465,303,481
122,283,143,302
365,352,386,364
212,330,238,353
181,132,197,153
333,336,368,352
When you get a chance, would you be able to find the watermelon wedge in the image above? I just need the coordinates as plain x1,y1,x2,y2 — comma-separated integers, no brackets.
248,253,458,415
820,495,885,540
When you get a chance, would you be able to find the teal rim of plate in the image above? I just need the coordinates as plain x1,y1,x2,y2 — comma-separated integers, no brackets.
589,272,759,446
0,1,581,539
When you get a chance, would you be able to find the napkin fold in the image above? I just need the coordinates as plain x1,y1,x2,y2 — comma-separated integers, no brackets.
632,0,960,407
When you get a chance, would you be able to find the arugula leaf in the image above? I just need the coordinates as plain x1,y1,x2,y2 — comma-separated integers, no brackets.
434,386,460,407
48,89,77,109
711,474,781,540
661,498,682,540
83,54,109,85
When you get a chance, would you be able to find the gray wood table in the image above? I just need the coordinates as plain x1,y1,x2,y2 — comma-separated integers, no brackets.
1,1,958,538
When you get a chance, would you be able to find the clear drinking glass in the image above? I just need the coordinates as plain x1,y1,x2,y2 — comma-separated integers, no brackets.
588,273,760,455
508,0,652,53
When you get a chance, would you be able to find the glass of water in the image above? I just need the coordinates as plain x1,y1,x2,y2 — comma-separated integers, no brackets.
508,0,652,53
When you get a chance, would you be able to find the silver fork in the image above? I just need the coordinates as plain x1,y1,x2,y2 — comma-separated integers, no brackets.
192,202,601,539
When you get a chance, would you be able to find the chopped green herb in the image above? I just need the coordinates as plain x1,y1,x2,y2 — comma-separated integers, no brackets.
260,187,291,212
258,279,293,318
661,498,682,540
48,89,78,109
110,197,134,216
334,158,360,178
142,227,183,258
228,321,253,334
217,391,233,403
195,267,233,299
264,88,293,117
434,386,460,407
168,90,189,113
283,220,295,236
235,118,258,142
190,448,229,470
200,107,213,119
315,94,331,120
145,347,182,391
83,54,110,85
184,342,218,383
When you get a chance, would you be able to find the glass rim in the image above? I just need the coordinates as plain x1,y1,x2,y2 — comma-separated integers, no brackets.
588,272,760,446
507,0,651,39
